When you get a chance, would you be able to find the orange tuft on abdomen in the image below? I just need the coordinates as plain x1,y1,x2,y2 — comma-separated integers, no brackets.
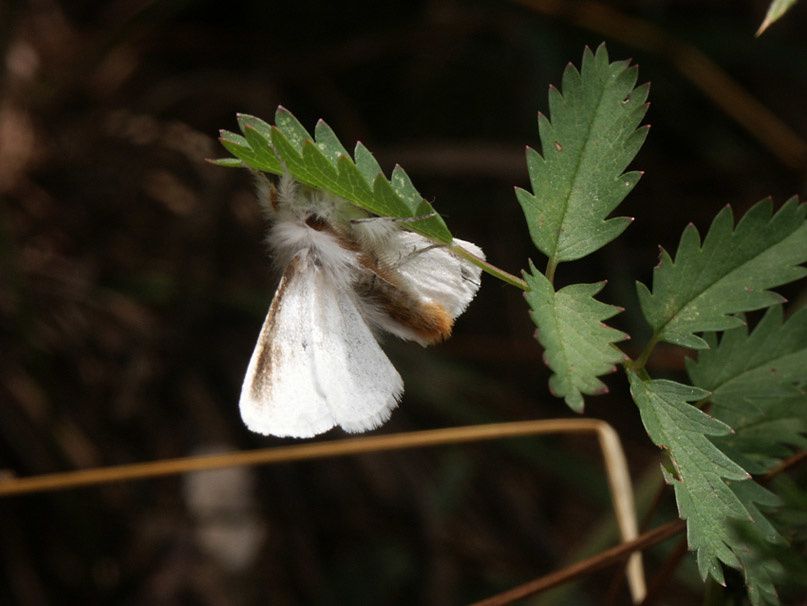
381,298,453,345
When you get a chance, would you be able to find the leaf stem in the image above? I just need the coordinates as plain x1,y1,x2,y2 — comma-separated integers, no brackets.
630,333,660,372
448,243,528,290
545,257,558,285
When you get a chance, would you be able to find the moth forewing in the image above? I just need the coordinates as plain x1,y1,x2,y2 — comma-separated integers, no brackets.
239,254,336,438
308,265,403,433
239,251,403,437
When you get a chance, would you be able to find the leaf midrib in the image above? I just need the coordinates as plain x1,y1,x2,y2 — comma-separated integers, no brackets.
549,71,613,264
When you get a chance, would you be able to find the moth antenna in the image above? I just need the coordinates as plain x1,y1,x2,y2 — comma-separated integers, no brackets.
391,243,443,268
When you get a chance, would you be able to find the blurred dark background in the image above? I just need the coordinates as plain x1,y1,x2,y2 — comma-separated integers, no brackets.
0,1,805,604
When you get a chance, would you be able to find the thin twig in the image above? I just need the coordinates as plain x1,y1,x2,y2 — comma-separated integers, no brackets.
470,519,685,606
0,423,644,596
604,476,669,605
0,420,611,494
0,419,646,601
763,450,806,481
511,0,807,170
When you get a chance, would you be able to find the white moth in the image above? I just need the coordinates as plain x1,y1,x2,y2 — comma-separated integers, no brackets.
240,174,484,438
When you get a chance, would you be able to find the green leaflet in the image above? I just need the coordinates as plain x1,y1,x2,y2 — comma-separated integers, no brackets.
757,0,800,34
627,371,753,583
215,106,452,243
687,306,807,474
515,44,648,266
637,198,807,349
731,481,786,606
524,264,627,412
712,399,807,476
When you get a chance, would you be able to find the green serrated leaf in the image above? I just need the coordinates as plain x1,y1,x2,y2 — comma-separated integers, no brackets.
390,165,422,214
516,44,648,266
637,198,807,349
274,105,311,153
208,158,244,168
731,481,787,606
757,0,799,35
216,107,453,243
314,119,350,162
335,154,375,202
686,306,807,473
219,130,279,173
301,140,342,191
524,264,627,411
237,113,273,139
687,306,807,420
714,403,806,475
268,125,308,178
371,174,414,219
354,141,384,185
685,307,806,604
242,125,283,173
627,370,753,582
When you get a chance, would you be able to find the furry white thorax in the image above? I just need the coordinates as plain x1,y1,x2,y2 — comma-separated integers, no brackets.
260,175,387,288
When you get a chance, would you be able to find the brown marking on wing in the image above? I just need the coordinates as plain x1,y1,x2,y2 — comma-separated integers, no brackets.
248,256,301,400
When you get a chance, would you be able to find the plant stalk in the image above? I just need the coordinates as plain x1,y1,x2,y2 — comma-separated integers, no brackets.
448,242,528,290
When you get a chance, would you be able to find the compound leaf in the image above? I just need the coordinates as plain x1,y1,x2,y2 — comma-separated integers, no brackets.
516,44,648,265
637,199,807,349
525,265,628,411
